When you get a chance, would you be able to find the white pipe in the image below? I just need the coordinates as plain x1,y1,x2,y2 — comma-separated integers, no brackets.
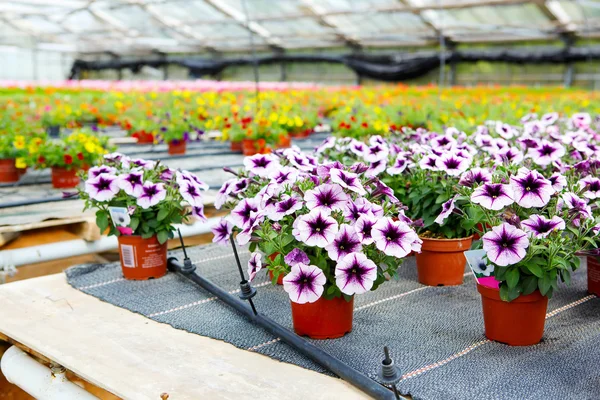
0,218,220,268
1,345,99,400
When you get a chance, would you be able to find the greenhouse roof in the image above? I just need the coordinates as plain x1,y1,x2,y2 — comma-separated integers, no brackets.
0,0,599,55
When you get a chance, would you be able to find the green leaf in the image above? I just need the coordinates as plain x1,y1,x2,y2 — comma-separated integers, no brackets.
538,274,552,296
505,267,519,289
129,217,140,231
157,208,170,222
560,269,571,285
141,231,154,239
96,210,109,232
525,262,543,278
147,219,159,228
521,275,538,296
157,230,169,244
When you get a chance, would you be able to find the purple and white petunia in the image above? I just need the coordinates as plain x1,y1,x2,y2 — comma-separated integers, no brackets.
335,253,377,295
371,218,419,258
387,155,409,176
214,178,236,210
578,176,600,199
521,215,565,238
494,147,524,165
236,212,264,246
482,223,529,266
540,112,559,126
419,154,439,171
510,169,554,208
292,209,339,248
267,194,303,222
549,172,567,192
247,252,262,282
364,144,389,163
118,171,144,197
434,195,458,225
355,215,377,245
471,183,515,210
562,192,593,224
269,166,299,186
176,171,209,191
243,153,280,177
88,165,117,179
179,181,204,207
528,140,565,166
325,224,363,261
304,184,349,215
459,168,492,187
284,248,310,267
495,122,515,139
85,174,120,202
191,205,207,222
283,263,326,304
230,198,259,228
435,152,471,176
330,168,366,196
137,181,167,209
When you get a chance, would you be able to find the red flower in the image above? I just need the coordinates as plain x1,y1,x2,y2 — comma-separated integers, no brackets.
64,154,73,165
38,156,46,163
351,116,357,122
77,153,84,161
361,122,369,128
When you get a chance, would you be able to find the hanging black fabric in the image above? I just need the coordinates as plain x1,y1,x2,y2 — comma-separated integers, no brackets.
69,47,600,82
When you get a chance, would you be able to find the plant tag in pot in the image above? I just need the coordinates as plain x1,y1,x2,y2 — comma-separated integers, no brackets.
109,207,133,235
464,249,499,289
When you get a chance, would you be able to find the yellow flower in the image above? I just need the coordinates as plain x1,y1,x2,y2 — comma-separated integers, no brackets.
13,136,25,149
294,116,303,127
15,157,26,169
84,142,96,153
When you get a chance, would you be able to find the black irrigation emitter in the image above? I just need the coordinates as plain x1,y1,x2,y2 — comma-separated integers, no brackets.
167,233,403,400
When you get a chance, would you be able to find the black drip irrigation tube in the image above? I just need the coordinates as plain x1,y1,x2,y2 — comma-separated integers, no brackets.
167,256,401,400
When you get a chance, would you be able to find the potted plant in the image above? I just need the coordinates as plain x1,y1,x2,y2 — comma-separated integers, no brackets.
155,113,192,155
79,153,208,280
455,166,598,345
34,130,111,188
0,132,31,183
213,155,421,339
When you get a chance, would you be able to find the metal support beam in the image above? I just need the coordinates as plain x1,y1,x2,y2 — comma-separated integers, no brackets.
299,0,362,50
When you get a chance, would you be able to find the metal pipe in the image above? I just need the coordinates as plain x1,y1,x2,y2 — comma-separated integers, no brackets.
0,218,220,268
168,257,398,400
1,345,99,399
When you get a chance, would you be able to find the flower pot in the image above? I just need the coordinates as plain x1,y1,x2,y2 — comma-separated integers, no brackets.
290,296,354,339
230,140,243,153
168,140,186,155
477,283,548,346
242,139,268,156
268,252,284,285
277,134,291,149
133,131,154,144
415,236,473,286
587,256,600,296
290,129,311,139
117,235,168,280
0,159,20,183
51,167,80,189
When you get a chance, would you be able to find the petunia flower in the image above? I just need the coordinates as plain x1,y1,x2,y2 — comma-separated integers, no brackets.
495,122,515,139
365,159,387,177
471,183,515,210
230,178,251,195
482,223,529,266
236,212,264,246
364,144,389,163
371,218,419,258
355,215,377,245
176,170,209,191
230,198,259,228
137,181,167,209
130,158,156,170
304,184,348,215
387,155,408,175
419,154,439,171
269,166,299,186
267,194,303,222
325,224,363,261
335,252,377,295
528,140,565,166
212,218,233,245
459,168,492,187
292,209,339,248
284,248,310,267
88,166,117,179
540,112,559,126
510,169,554,208
562,192,593,225
214,178,236,210
243,153,280,177
435,152,471,176
549,172,567,192
179,181,204,207
521,214,565,238
494,147,524,165
434,195,457,225
330,168,366,196
371,180,399,204
191,205,207,222
572,112,591,129
247,252,262,282
85,174,120,202
578,176,600,199
283,263,326,304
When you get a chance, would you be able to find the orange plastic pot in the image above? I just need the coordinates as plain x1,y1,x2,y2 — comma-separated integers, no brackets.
242,139,269,156
168,140,186,155
587,256,600,296
117,235,168,280
51,167,80,189
277,134,292,149
133,131,154,144
415,236,473,286
230,141,243,153
290,296,354,339
477,284,548,346
0,159,20,183
268,252,284,285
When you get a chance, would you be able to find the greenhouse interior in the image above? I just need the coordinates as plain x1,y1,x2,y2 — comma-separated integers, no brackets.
1,0,600,399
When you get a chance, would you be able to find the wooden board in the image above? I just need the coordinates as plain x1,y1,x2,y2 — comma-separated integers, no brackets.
0,275,368,400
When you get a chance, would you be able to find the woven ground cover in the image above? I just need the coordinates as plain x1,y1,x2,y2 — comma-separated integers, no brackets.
66,244,600,400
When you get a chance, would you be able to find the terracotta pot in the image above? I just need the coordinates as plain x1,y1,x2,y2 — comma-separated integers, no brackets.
290,129,311,139
268,252,284,285
133,131,154,144
290,296,354,339
587,256,600,296
477,284,548,346
242,139,268,156
230,140,243,153
415,236,473,286
277,134,292,149
51,167,80,189
168,140,186,155
0,159,20,183
117,235,168,280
